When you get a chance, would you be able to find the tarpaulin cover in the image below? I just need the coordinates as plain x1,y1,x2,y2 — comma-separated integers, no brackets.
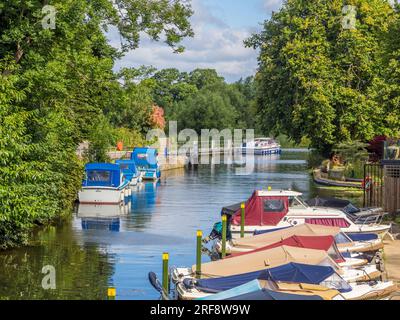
197,280,324,301
196,280,261,300
229,235,336,258
116,160,139,176
192,246,338,278
221,203,242,217
231,224,340,249
231,192,289,226
83,163,121,187
306,197,361,215
190,263,336,294
254,226,291,235
257,263,336,284
305,218,351,228
346,233,378,242
225,288,324,301
131,148,158,169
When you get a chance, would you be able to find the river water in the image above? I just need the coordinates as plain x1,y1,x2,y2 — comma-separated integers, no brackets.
0,150,362,300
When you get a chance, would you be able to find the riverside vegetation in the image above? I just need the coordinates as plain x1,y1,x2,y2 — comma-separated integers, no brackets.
1,0,400,249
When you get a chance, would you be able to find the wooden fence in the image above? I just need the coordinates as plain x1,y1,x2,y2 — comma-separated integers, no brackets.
384,162,400,214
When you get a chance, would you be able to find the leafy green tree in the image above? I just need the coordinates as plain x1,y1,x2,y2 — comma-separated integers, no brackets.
0,0,193,249
174,89,238,133
247,0,397,155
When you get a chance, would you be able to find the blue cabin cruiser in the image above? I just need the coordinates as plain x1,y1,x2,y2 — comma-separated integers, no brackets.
116,159,142,186
131,148,161,181
78,163,130,204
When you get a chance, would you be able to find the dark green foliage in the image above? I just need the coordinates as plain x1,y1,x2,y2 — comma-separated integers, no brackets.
0,0,193,249
248,0,399,154
146,68,258,133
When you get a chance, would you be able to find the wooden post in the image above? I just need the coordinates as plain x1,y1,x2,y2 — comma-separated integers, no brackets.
162,253,169,295
196,230,202,278
222,215,227,258
107,287,116,300
241,203,245,239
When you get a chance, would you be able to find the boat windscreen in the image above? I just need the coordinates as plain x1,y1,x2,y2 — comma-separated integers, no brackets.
334,232,353,244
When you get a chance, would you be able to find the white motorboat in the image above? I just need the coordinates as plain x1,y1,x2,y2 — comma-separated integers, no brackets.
78,163,131,205
221,190,390,238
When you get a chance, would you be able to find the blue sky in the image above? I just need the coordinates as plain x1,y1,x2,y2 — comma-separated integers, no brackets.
112,0,284,82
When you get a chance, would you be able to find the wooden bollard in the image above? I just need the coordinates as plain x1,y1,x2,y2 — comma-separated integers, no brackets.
241,203,245,238
162,253,169,295
196,230,202,278
222,215,227,258
107,287,116,300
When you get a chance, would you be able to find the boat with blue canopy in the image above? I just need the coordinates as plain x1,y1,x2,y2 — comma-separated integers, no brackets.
175,261,396,301
116,159,142,186
176,262,352,300
78,163,130,204
131,148,161,181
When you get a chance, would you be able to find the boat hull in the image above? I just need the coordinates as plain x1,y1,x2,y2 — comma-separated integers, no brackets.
241,147,281,155
230,223,391,238
78,187,125,205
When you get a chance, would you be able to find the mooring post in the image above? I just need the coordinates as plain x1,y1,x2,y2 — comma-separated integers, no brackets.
162,252,169,295
241,203,245,238
196,230,202,278
107,287,116,301
222,215,227,258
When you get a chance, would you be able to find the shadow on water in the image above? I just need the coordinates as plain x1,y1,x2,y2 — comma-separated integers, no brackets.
0,150,364,300
0,221,114,300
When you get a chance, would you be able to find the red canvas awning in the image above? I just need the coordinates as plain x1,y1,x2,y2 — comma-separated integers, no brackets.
231,192,289,227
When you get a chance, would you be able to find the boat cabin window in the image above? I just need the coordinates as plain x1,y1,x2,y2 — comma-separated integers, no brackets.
264,199,285,213
87,170,111,183
119,164,130,170
289,196,308,208
334,232,352,244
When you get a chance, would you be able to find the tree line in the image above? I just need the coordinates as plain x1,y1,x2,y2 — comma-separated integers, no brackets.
247,0,400,156
0,0,194,249
0,0,258,249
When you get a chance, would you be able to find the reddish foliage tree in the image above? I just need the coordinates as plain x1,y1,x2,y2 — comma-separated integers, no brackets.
151,105,166,129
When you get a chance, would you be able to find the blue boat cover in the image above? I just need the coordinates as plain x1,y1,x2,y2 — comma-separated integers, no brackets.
253,226,291,235
346,233,378,242
257,263,336,284
196,280,262,300
226,288,324,301
197,280,323,301
131,148,159,169
116,160,139,175
83,163,121,187
188,263,336,294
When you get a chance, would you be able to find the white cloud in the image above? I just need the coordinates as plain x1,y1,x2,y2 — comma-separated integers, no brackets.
263,0,284,12
110,0,261,82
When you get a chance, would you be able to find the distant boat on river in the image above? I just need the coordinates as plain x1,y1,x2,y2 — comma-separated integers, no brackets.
241,138,281,155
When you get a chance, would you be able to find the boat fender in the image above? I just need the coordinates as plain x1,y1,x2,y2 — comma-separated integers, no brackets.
183,278,196,290
148,272,163,293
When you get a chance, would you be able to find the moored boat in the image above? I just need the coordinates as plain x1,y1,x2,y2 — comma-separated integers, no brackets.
78,163,130,204
171,245,380,286
116,159,142,186
175,262,396,301
131,148,161,181
219,190,391,238
240,137,281,155
213,224,384,257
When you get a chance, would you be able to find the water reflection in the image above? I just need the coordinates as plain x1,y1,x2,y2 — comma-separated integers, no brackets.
0,150,364,300
77,203,131,232
0,221,114,300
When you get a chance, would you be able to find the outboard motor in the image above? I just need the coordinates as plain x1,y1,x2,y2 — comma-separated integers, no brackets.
203,221,233,244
